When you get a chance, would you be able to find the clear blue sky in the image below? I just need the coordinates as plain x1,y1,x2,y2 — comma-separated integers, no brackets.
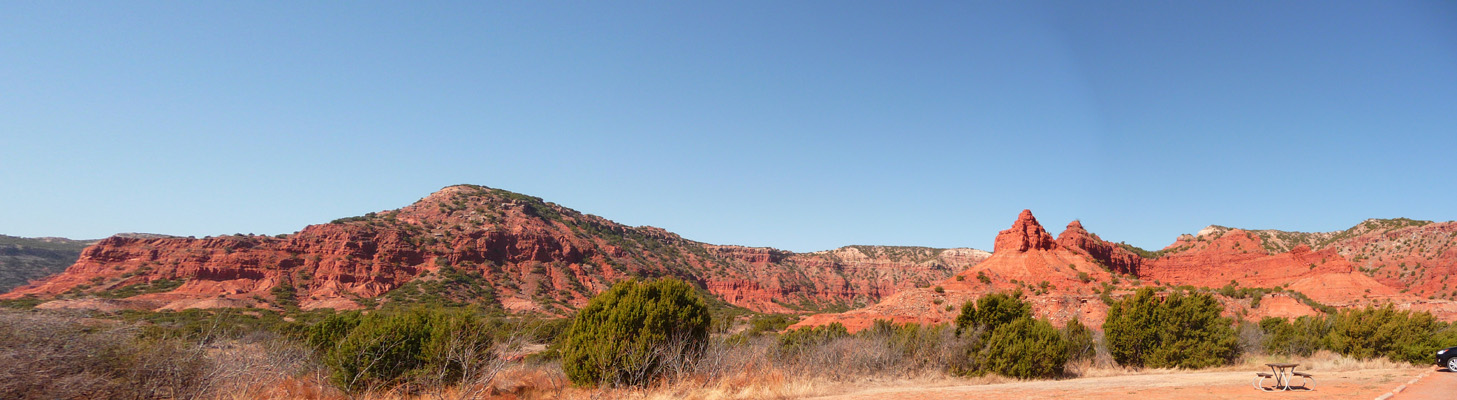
3,1,1454,252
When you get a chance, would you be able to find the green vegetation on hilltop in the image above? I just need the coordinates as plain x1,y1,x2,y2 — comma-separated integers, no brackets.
1203,218,1436,254
382,263,500,310
844,245,947,263
1249,229,1329,253
96,278,185,299
1317,217,1433,248
1115,242,1185,259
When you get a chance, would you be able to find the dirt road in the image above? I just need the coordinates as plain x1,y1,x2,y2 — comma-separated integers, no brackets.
812,367,1427,400
1393,367,1452,400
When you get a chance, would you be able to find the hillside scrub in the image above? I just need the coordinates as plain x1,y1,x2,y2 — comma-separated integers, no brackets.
953,291,1032,339
4,299,1454,399
983,317,1068,378
953,291,1071,378
1104,288,1238,369
1062,318,1096,362
1260,305,1457,364
559,277,711,388
306,307,506,393
0,310,326,400
8,284,1457,399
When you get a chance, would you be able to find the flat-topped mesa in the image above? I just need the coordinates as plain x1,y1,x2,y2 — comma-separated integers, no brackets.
1056,220,1143,275
993,210,1057,253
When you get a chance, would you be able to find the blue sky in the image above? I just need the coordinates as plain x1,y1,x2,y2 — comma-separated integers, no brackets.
2,1,1454,252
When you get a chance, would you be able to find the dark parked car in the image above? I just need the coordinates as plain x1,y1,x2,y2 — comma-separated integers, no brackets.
1441,346,1457,371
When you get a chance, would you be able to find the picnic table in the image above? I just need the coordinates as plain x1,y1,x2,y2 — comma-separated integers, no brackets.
1253,363,1314,391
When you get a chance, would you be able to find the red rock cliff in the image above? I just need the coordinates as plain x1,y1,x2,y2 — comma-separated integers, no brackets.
2,185,988,314
1055,220,1143,275
993,210,1057,253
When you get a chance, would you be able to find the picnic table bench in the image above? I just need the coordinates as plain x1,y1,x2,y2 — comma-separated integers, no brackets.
1253,363,1314,391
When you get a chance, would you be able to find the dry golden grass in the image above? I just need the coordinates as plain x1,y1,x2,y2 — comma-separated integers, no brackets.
1066,349,1414,380
210,376,337,400
191,348,1422,400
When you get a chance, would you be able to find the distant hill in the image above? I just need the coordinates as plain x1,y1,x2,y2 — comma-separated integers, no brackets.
0,235,95,292
10,184,1453,326
794,211,1457,333
1,185,988,313
1154,219,1457,301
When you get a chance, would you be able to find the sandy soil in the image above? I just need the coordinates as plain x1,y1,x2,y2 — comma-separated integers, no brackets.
811,367,1428,400
1393,367,1453,400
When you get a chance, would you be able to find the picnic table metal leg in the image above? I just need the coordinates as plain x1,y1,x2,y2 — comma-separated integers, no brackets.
1256,375,1274,392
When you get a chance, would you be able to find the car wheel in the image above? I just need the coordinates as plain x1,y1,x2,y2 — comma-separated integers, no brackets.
1448,357,1457,372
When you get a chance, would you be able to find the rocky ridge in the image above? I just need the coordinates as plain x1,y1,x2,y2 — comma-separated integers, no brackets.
792,210,1457,333
1170,220,1457,300
1,185,989,314
7,187,1454,326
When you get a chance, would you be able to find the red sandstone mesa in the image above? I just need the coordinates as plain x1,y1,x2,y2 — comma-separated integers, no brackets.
6,187,1455,326
2,185,987,314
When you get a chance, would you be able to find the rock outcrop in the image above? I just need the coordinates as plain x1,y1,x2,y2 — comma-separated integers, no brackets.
796,210,1120,332
9,189,1456,325
1056,220,1143,275
792,211,1457,333
993,210,1057,253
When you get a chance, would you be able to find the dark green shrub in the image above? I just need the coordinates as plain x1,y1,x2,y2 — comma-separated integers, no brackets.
1105,288,1237,369
1259,316,1327,357
1062,318,1095,362
271,280,298,309
777,322,850,357
954,291,1030,338
743,313,797,337
1326,305,1448,364
983,317,1068,378
1147,291,1238,368
949,292,1071,378
320,308,493,392
1258,306,1455,364
560,278,711,387
306,311,362,352
1106,288,1167,367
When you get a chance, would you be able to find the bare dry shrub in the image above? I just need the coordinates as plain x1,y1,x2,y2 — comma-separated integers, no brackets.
488,362,569,399
514,326,983,399
0,310,210,399
420,329,531,400
202,332,336,400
